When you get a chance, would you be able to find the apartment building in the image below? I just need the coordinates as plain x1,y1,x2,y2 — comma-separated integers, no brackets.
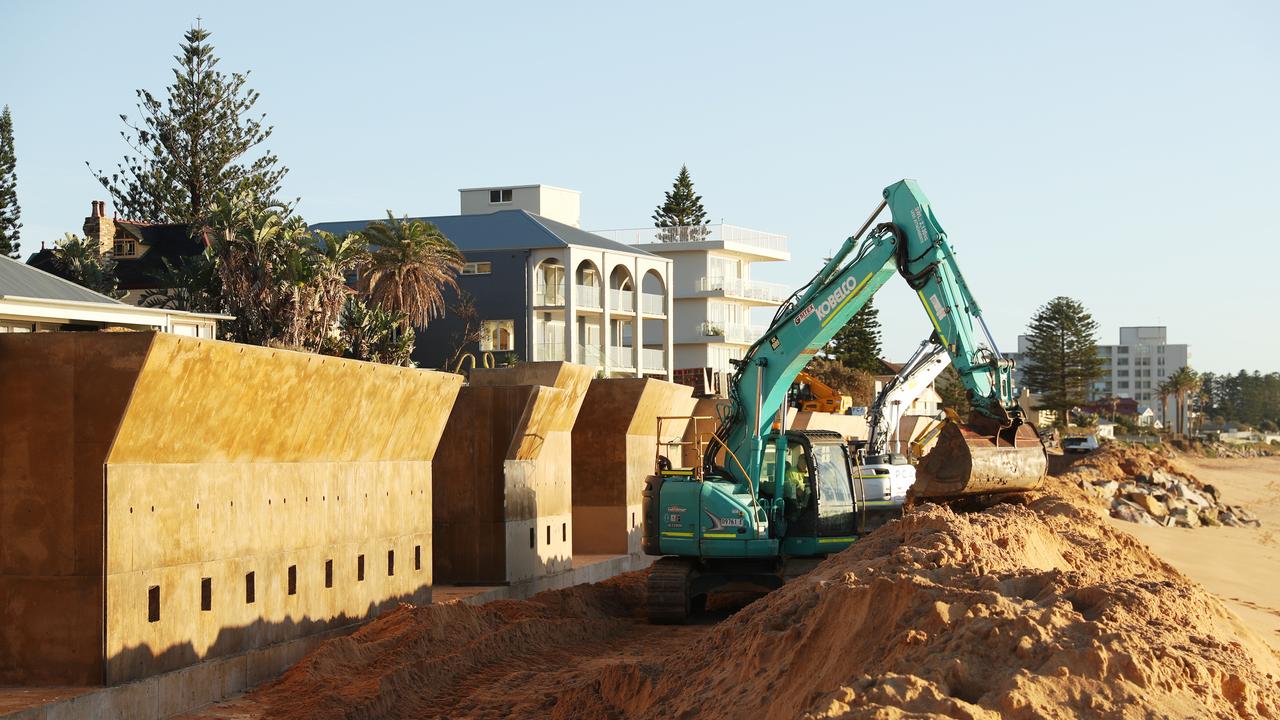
1012,326,1189,418
314,185,673,378
592,223,789,390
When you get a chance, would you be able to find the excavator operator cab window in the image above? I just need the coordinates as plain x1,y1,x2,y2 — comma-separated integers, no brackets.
760,440,814,522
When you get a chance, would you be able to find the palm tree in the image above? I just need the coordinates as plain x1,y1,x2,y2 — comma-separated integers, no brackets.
1170,366,1201,436
49,233,122,298
141,250,219,313
1156,378,1172,431
309,230,368,347
359,212,463,330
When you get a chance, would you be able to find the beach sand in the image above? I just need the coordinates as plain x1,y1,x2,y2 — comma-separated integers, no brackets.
1108,455,1280,651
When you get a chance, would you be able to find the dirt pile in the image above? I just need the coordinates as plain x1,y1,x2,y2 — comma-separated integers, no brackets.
197,447,1280,719
1056,444,1263,528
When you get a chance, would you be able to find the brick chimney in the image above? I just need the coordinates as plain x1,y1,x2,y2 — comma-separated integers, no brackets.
83,200,116,254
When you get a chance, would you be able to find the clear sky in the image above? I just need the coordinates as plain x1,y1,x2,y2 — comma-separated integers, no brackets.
2,1,1276,373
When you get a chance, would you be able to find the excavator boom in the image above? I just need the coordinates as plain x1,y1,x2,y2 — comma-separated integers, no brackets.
714,179,1045,502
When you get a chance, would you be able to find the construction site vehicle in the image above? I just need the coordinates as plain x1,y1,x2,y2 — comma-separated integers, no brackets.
794,370,853,414
856,338,951,509
642,179,1047,623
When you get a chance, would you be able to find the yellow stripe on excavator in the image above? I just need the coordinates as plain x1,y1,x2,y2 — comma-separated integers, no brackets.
917,289,947,347
817,536,857,544
819,273,876,328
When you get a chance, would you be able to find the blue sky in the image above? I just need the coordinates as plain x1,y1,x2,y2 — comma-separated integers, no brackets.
2,1,1276,372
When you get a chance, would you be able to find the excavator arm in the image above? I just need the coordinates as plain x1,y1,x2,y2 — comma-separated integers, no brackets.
713,179,1045,501
865,338,950,458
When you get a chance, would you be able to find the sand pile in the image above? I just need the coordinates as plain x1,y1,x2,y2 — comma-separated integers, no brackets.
201,445,1280,720
1056,444,1263,529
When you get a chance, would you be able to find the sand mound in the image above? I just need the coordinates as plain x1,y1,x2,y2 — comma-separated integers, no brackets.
203,446,1280,719
593,498,1280,719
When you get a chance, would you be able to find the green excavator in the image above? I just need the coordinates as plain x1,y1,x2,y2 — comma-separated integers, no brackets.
642,179,1048,622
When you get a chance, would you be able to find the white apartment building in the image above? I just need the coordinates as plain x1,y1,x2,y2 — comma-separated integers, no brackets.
591,224,789,390
315,184,673,378
1013,326,1189,418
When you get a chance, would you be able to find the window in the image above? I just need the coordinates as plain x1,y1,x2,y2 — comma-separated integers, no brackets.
245,572,256,604
358,554,366,581
113,239,137,257
1118,381,1130,389
1157,357,1165,366
148,586,161,623
1118,347,1129,354
325,560,334,588
1117,358,1129,366
201,577,212,611
0,321,34,333
414,545,422,571
461,261,492,275
387,549,395,577
1118,370,1129,377
489,188,513,204
288,565,297,596
481,320,514,352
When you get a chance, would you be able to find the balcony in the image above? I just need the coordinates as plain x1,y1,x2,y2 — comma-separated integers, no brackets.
608,346,634,368
576,284,603,309
591,224,788,254
642,348,665,372
641,292,664,315
697,276,787,304
534,284,564,307
578,344,604,366
535,342,565,361
609,288,635,312
698,321,768,345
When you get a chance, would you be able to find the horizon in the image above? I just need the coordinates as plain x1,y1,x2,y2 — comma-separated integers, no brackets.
2,1,1275,373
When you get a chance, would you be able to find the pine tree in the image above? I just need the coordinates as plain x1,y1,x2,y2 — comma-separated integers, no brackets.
0,105,20,258
826,298,883,373
1020,296,1106,425
652,165,710,241
88,24,287,226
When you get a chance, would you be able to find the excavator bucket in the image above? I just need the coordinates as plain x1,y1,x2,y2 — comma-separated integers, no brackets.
911,415,1047,500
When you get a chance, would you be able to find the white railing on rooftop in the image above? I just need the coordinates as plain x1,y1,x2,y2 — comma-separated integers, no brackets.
590,224,788,253
698,276,787,303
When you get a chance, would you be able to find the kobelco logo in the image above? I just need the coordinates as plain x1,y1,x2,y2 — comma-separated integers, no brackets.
815,275,860,324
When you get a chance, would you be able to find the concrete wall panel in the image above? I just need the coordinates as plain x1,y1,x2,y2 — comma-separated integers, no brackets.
0,332,461,686
571,378,695,555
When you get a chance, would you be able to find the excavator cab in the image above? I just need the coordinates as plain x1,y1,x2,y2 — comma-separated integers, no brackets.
760,431,863,554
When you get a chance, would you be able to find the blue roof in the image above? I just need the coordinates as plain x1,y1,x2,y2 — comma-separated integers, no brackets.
310,209,657,257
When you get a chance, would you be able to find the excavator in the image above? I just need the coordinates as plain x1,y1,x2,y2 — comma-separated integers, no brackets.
856,338,951,511
642,180,1047,622
793,370,853,414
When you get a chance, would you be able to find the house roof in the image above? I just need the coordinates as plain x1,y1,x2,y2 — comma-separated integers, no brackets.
27,220,208,291
0,254,123,305
309,209,658,257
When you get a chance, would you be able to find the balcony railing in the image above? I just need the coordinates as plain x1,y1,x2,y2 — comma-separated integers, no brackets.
642,348,665,371
576,284,603,309
535,342,565,361
699,321,768,344
641,292,664,315
535,284,565,306
578,344,603,366
697,276,787,303
609,346,634,368
590,223,788,253
609,288,635,312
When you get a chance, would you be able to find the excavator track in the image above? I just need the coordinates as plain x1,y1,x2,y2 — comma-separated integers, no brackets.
647,557,700,624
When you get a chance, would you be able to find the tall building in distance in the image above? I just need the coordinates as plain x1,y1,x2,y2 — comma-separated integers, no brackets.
591,224,789,391
1011,326,1189,417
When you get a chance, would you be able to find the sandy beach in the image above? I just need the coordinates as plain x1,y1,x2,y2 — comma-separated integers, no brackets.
1108,455,1280,651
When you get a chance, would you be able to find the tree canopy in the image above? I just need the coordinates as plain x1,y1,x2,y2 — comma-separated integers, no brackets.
88,25,286,226
0,105,20,258
1020,296,1106,424
826,298,883,373
652,165,710,241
